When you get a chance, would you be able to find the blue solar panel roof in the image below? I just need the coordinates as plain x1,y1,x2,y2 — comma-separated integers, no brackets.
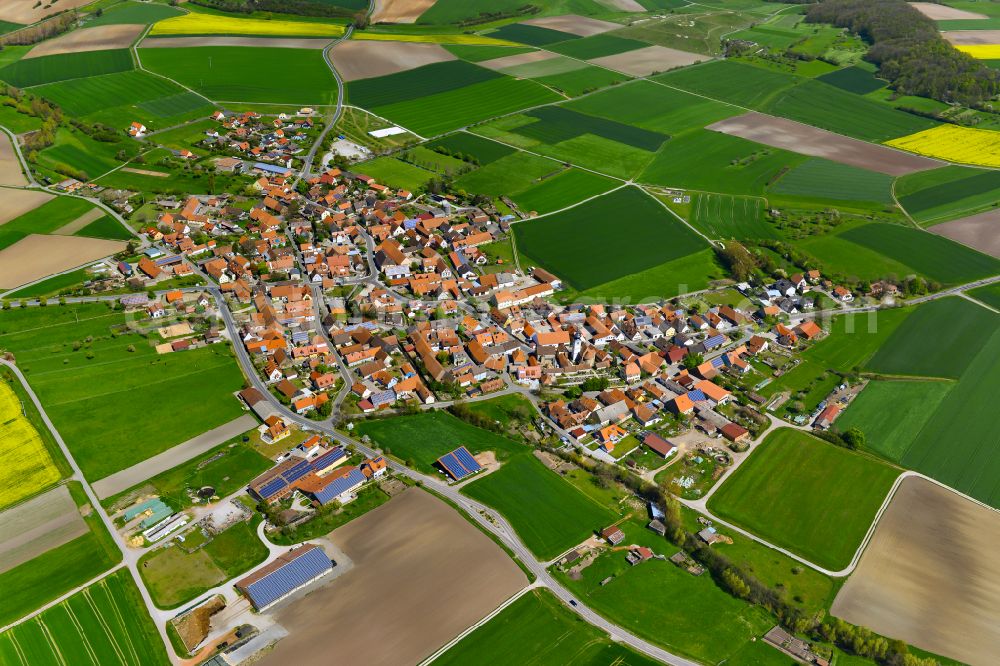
244,547,332,609
710,356,725,368
437,446,481,481
258,477,288,499
310,448,346,472
704,335,725,349
687,389,707,402
454,447,482,474
283,460,313,484
313,468,366,505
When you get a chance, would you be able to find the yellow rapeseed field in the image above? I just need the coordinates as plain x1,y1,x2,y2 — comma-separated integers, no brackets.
150,13,346,38
352,32,519,46
954,44,1000,59
0,382,60,510
886,125,1000,167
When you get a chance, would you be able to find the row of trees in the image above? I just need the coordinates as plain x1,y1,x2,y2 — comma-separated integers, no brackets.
190,0,359,18
806,0,1000,106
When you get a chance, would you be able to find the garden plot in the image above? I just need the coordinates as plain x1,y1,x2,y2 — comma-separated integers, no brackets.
911,2,986,20
928,208,1000,258
329,40,455,81
589,45,706,76
0,235,126,290
708,112,940,176
522,15,622,37
0,0,91,25
832,476,1000,666
141,36,332,49
371,0,437,23
25,24,145,59
0,486,86,574
0,189,52,224
0,134,27,186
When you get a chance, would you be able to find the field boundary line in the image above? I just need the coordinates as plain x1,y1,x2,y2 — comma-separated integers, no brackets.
504,182,629,228
65,603,101,666
958,290,1000,314
83,586,131,665
418,585,535,665
0,563,124,633
104,578,143,665
641,185,720,248
131,26,216,107
37,618,68,666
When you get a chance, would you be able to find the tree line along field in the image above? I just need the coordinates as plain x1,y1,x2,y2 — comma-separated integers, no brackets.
513,186,709,294
708,429,900,571
0,569,169,666
436,588,662,666
0,49,134,88
0,303,246,481
0,482,121,627
138,46,338,105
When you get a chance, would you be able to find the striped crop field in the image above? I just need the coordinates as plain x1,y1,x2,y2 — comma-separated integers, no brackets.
886,125,1000,168
0,569,170,666
0,382,60,510
150,13,345,38
352,32,518,46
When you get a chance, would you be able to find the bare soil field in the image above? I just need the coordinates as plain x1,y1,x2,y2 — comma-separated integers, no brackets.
371,0,437,24
0,134,28,187
912,3,987,20
140,36,333,49
479,50,556,72
260,488,526,666
0,234,126,289
121,167,170,177
0,485,87,574
25,24,145,59
707,112,941,176
597,0,646,12
522,15,622,37
942,30,1000,46
0,0,92,25
590,45,706,76
53,207,104,235
927,208,1000,258
328,40,455,81
0,189,53,225
832,477,1000,666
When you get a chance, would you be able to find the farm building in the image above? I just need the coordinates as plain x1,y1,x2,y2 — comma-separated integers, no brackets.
643,433,677,458
602,525,625,545
436,446,483,481
236,544,333,611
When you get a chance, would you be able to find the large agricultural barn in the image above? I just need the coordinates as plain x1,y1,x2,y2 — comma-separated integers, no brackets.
236,544,334,611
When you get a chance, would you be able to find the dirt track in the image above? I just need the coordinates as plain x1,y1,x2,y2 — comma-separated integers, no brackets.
928,208,1000,258
0,189,52,225
0,0,91,25
25,24,145,59
140,36,333,50
707,112,941,176
328,40,455,82
0,134,28,187
590,45,705,76
522,15,621,37
371,0,436,24
260,488,526,666
911,2,987,20
0,485,87,574
0,234,125,289
831,477,1000,666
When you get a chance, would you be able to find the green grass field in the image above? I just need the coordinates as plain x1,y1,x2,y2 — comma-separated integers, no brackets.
896,165,1000,225
371,76,562,137
462,453,618,560
443,44,536,62
348,60,500,109
86,1,184,25
509,169,619,215
0,49,133,88
455,151,563,198
37,127,137,180
0,569,169,666
140,518,267,608
0,303,245,481
567,248,726,303
513,187,708,292
553,518,777,663
0,196,97,250
654,60,800,109
837,380,955,462
436,589,661,666
969,282,1000,310
489,23,579,47
709,429,899,570
354,157,434,191
866,297,998,379
769,158,894,204
816,65,886,94
0,481,121,627
139,46,337,104
353,410,525,476
74,216,134,241
534,65,631,97
546,33,649,59
640,128,803,194
425,132,515,164
686,192,775,239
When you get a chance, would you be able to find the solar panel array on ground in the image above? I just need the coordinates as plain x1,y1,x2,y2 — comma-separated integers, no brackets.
437,446,483,481
237,544,332,610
